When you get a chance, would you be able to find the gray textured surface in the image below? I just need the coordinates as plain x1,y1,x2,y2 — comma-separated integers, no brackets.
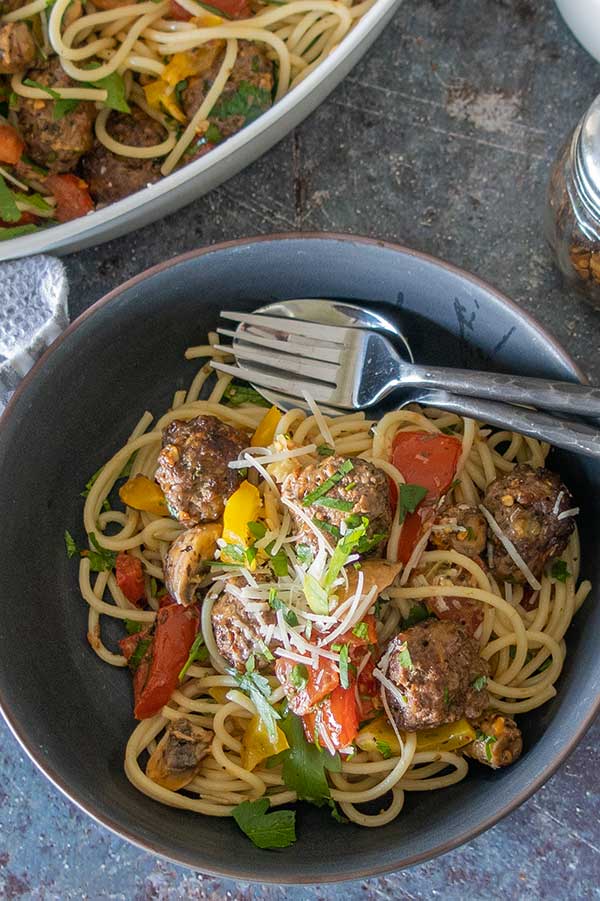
2,0,600,897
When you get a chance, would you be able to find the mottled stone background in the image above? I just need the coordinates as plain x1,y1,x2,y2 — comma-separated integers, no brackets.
2,0,600,897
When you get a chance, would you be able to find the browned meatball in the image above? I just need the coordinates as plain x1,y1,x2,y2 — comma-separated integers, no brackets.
182,40,273,141
155,415,248,526
0,22,36,74
384,620,489,731
429,503,487,559
465,712,523,769
80,108,164,204
282,455,391,553
210,578,278,671
15,57,95,172
484,465,576,583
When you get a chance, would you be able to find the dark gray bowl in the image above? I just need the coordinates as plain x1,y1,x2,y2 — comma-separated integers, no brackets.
0,234,597,883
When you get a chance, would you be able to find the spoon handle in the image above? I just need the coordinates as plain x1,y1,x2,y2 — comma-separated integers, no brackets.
404,364,600,419
411,389,600,458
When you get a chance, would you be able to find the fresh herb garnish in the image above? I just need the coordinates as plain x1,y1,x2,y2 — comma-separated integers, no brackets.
276,711,340,805
265,541,289,577
0,223,41,240
352,621,369,640
443,686,451,707
179,633,209,681
476,729,497,762
53,98,80,119
375,739,392,759
472,675,487,692
551,559,570,582
312,517,341,541
83,69,130,112
296,544,313,566
302,459,354,506
87,532,117,572
323,520,367,591
398,483,428,524
80,464,110,511
0,174,20,223
204,122,223,144
398,643,413,671
401,603,430,629
313,496,353,512
247,520,267,540
303,572,329,615
231,798,296,850
23,78,60,99
338,644,350,689
64,529,78,558
231,657,280,742
210,80,272,126
12,191,52,212
124,619,144,635
223,383,270,407
268,588,298,626
290,663,309,690
129,636,151,671
316,444,335,456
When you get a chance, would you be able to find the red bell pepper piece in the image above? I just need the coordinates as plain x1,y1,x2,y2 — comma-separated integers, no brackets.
115,552,146,606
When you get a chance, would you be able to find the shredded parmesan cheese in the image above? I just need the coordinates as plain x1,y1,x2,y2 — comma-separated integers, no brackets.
479,504,542,591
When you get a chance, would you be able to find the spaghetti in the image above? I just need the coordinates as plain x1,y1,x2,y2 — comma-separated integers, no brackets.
72,340,590,844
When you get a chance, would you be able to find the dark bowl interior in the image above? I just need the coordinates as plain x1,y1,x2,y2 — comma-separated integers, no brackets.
0,234,598,883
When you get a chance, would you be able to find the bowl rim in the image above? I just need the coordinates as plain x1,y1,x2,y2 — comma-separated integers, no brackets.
0,231,595,883
0,0,402,259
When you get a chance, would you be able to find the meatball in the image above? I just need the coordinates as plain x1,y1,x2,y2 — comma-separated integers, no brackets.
15,57,95,172
182,40,273,141
80,108,164,204
0,22,36,74
465,712,523,769
210,578,278,671
155,415,248,526
384,620,489,731
282,455,392,552
483,465,576,583
429,503,487,559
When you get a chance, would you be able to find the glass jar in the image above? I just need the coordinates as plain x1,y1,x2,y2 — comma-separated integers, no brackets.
545,94,600,308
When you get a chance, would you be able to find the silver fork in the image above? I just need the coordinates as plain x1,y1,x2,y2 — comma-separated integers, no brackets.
210,310,600,458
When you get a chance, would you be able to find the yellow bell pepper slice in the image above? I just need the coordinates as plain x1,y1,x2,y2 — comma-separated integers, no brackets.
189,12,223,27
208,686,230,704
415,719,476,752
221,479,262,563
251,405,282,447
143,80,186,124
356,716,402,757
119,475,169,516
240,714,289,771
162,42,223,87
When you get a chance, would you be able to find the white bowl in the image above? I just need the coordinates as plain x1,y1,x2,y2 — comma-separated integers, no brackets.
555,0,600,64
0,0,402,261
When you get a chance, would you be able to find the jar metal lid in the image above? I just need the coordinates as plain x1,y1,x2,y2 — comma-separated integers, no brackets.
574,93,600,216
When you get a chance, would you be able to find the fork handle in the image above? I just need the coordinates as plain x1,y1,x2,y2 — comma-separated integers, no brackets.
403,364,600,419
417,389,600,458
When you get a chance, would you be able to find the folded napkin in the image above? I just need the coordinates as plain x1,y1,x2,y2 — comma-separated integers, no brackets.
0,255,68,411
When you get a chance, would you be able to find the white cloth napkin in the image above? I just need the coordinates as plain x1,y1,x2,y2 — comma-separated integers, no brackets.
0,254,68,410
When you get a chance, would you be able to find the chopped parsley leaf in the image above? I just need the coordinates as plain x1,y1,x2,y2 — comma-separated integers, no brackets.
398,483,428,524
302,459,354,506
179,633,209,681
231,798,296,850
338,644,350,689
352,621,369,640
375,739,392,759
398,643,413,671
551,559,570,582
472,675,487,692
316,444,335,456
290,663,309,690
